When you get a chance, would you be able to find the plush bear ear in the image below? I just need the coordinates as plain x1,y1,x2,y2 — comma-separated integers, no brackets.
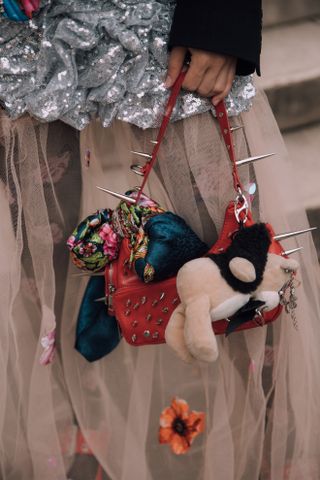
229,257,257,283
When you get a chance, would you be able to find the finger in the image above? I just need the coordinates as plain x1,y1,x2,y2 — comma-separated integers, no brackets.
197,68,220,97
211,84,231,106
209,67,231,101
211,68,235,106
165,47,187,88
182,53,209,92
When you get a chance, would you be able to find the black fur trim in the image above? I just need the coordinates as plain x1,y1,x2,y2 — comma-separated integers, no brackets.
208,223,271,294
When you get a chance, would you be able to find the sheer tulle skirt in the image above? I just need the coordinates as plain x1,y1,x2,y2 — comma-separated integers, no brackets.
1,90,320,479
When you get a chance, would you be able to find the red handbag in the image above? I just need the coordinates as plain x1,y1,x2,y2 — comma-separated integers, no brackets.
105,206,284,346
104,71,287,346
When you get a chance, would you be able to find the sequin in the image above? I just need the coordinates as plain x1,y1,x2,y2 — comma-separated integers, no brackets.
0,0,255,130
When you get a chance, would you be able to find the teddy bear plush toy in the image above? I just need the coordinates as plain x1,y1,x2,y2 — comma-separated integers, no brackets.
165,224,299,364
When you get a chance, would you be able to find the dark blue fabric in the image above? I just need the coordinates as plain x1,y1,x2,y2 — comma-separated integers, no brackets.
135,212,208,281
75,276,121,362
3,0,28,21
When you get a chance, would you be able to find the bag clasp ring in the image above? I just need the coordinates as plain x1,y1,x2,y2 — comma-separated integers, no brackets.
234,187,249,224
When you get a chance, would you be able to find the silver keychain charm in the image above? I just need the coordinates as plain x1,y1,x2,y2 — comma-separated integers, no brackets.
279,272,299,330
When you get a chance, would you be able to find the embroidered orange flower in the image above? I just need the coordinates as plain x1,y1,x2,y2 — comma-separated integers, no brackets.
159,397,205,455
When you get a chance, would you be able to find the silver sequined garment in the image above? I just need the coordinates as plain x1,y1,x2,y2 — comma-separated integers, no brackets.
0,0,256,130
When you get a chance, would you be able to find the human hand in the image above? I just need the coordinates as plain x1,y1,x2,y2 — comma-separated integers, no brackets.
165,47,237,106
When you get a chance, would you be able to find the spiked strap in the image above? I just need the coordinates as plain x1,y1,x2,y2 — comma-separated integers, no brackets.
214,102,243,193
136,70,187,201
135,70,243,202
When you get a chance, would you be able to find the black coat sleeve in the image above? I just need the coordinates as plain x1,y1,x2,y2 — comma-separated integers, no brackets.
168,0,262,76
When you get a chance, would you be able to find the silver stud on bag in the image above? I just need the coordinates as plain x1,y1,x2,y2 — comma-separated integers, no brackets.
72,272,104,277
141,296,147,305
133,302,140,310
172,298,179,305
159,292,165,301
130,164,145,176
162,307,169,314
126,299,132,307
282,247,303,256
143,330,151,338
96,186,136,204
254,307,267,327
152,332,159,339
152,300,158,307
274,227,317,241
132,334,137,343
132,320,138,327
230,125,244,132
156,318,164,325
94,296,107,303
146,314,152,321
236,153,275,167
124,309,131,316
131,150,152,159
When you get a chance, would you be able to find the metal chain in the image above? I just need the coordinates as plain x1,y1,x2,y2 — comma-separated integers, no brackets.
279,272,299,330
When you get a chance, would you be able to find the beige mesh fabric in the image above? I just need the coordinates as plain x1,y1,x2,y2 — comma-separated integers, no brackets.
0,114,81,479
1,89,320,480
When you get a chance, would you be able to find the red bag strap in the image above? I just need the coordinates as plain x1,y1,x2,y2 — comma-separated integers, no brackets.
214,101,243,193
135,70,243,203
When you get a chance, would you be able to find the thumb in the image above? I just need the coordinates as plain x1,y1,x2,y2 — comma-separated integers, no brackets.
165,47,187,88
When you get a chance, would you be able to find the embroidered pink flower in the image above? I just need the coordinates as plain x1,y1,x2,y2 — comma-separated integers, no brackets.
40,330,56,366
249,359,256,374
47,456,58,468
264,345,275,367
99,223,119,259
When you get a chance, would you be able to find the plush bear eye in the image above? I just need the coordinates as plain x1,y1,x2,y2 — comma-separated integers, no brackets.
282,268,292,274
